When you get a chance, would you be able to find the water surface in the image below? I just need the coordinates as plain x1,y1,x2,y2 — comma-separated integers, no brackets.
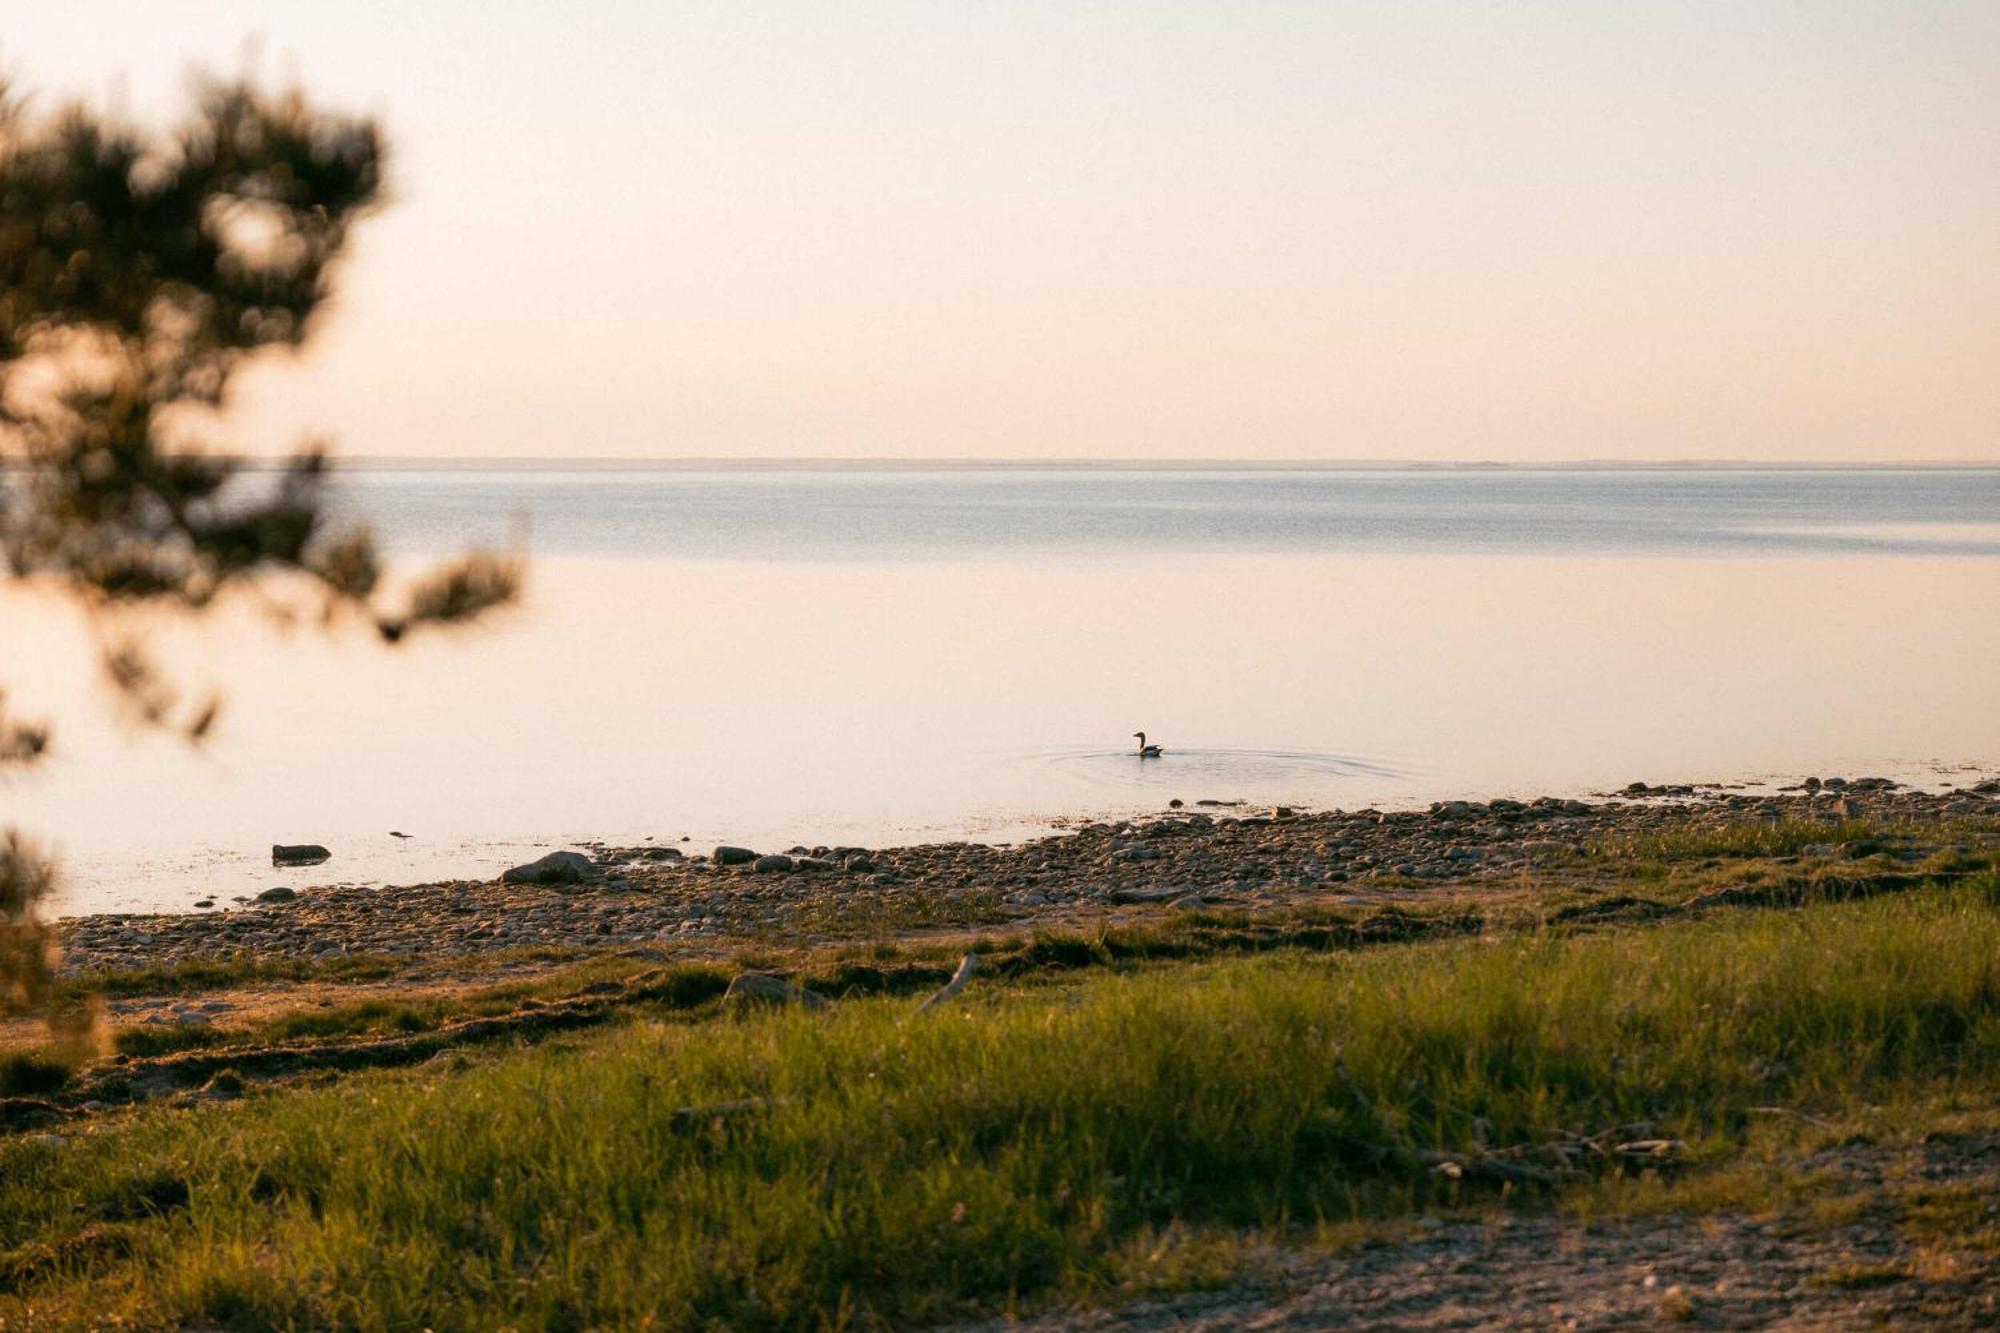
5,466,1996,915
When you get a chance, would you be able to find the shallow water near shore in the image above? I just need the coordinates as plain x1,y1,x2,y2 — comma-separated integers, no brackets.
5,465,1998,916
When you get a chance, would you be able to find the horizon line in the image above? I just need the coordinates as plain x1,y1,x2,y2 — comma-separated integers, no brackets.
301,456,2000,472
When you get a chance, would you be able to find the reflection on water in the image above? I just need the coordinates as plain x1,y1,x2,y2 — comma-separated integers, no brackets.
4,469,1998,916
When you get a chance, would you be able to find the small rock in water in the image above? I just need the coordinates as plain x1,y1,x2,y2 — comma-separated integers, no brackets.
272,844,330,867
256,887,297,904
1168,798,1184,809
500,851,596,885
713,845,757,867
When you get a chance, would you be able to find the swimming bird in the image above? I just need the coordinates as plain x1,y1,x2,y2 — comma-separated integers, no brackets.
1133,731,1163,758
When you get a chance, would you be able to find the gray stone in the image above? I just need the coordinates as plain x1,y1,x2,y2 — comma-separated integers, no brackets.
272,844,330,866
713,845,757,867
1109,885,1184,904
722,972,829,1010
255,887,297,904
501,851,596,885
752,853,796,874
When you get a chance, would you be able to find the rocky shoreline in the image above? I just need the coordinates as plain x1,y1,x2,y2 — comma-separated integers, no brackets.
59,779,2000,975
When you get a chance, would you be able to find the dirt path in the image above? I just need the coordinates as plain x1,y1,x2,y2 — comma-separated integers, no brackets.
961,1136,2000,1331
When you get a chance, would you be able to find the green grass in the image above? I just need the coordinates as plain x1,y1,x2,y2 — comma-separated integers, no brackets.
781,886,1014,937
70,910,1491,1066
60,950,401,1001
109,1024,234,1059
3,876,1997,1328
0,1050,72,1097
1587,815,1998,867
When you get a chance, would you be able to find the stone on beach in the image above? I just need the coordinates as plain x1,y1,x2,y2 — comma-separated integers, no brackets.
500,851,596,885
752,853,796,874
272,844,330,866
256,887,297,903
713,845,758,866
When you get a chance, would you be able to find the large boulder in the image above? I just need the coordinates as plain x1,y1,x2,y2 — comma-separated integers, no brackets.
272,844,330,866
501,851,596,885
722,973,828,1011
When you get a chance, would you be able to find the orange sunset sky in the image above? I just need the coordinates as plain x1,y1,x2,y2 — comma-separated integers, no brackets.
8,1,1998,463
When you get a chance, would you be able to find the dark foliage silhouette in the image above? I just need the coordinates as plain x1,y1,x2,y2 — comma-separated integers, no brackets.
1,74,519,1024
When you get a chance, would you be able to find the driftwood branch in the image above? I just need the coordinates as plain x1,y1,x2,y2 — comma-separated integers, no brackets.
1329,1135,1562,1188
915,953,979,1014
1748,1105,1837,1130
1323,1116,1689,1189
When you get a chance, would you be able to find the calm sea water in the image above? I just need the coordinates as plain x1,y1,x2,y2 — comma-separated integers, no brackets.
7,466,1998,916
332,465,2000,562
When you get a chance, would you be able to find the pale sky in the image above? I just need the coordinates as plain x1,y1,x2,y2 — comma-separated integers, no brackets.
7,2,1997,462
